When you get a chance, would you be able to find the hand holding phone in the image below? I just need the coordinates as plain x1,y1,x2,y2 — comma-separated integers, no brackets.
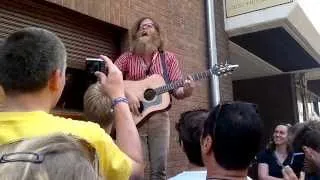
86,58,106,73
86,58,108,82
94,55,125,99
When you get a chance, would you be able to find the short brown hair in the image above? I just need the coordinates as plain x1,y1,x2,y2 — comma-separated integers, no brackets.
131,17,164,51
292,120,320,152
176,109,209,166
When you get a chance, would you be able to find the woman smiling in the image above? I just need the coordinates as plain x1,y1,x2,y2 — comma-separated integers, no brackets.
258,124,303,180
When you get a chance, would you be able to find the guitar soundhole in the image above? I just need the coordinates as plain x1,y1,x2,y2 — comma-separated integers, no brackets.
144,89,156,101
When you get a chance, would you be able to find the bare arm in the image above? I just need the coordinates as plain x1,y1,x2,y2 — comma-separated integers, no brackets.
113,103,144,177
96,55,144,177
258,163,283,180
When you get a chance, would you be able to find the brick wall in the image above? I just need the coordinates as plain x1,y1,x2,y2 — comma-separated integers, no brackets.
45,0,232,178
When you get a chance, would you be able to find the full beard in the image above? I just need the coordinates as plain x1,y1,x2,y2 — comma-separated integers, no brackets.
132,32,161,55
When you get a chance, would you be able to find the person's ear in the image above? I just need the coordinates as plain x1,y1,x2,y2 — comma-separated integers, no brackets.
202,135,213,154
48,69,63,91
303,146,315,159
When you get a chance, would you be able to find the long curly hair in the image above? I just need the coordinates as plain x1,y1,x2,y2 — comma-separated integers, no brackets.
130,17,164,51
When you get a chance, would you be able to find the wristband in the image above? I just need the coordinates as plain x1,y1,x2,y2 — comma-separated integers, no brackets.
111,97,129,109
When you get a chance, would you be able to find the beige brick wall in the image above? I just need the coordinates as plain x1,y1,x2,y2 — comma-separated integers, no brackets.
45,0,232,177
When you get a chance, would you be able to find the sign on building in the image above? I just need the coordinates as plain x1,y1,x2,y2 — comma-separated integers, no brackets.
225,0,293,17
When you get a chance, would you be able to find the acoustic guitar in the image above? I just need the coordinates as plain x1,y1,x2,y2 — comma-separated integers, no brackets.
124,63,239,126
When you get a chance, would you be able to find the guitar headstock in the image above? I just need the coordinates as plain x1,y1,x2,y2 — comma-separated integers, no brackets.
210,63,239,76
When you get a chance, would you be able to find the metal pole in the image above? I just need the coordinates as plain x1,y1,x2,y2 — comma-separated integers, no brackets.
205,0,220,107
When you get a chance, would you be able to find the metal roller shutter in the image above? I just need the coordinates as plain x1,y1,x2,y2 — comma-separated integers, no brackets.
0,0,126,118
0,0,125,69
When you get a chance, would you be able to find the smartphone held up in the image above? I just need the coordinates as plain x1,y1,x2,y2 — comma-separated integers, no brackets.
85,58,107,83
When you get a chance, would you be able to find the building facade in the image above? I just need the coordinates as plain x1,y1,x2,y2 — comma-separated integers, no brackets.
1,0,320,178
0,0,232,177
2,0,319,178
225,0,320,146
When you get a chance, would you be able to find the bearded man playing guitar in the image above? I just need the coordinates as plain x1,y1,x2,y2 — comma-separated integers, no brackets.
115,17,195,180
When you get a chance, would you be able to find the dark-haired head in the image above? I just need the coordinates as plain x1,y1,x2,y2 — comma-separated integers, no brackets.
0,27,66,109
201,102,263,170
291,120,320,153
0,27,66,95
176,109,209,166
291,120,320,173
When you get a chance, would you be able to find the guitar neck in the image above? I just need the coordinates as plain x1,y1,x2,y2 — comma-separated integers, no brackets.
155,70,212,95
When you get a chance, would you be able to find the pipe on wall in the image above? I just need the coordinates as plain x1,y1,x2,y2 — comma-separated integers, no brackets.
205,0,220,107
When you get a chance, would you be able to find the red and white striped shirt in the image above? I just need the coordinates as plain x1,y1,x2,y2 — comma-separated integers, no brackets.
115,51,182,82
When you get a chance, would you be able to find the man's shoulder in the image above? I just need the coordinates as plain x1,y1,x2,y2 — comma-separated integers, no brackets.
49,114,105,134
39,112,99,126
163,51,180,64
118,51,134,59
118,50,176,58
0,111,109,145
162,51,176,57
43,114,112,148
44,112,105,134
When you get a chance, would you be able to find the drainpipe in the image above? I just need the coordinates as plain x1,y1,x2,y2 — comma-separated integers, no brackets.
205,0,220,107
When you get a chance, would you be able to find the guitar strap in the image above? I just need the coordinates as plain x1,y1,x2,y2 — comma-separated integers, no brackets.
159,50,170,84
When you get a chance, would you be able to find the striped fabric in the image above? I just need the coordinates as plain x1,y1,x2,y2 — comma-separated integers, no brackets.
115,51,182,82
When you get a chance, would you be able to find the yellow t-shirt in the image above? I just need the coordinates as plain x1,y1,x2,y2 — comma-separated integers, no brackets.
0,111,132,180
